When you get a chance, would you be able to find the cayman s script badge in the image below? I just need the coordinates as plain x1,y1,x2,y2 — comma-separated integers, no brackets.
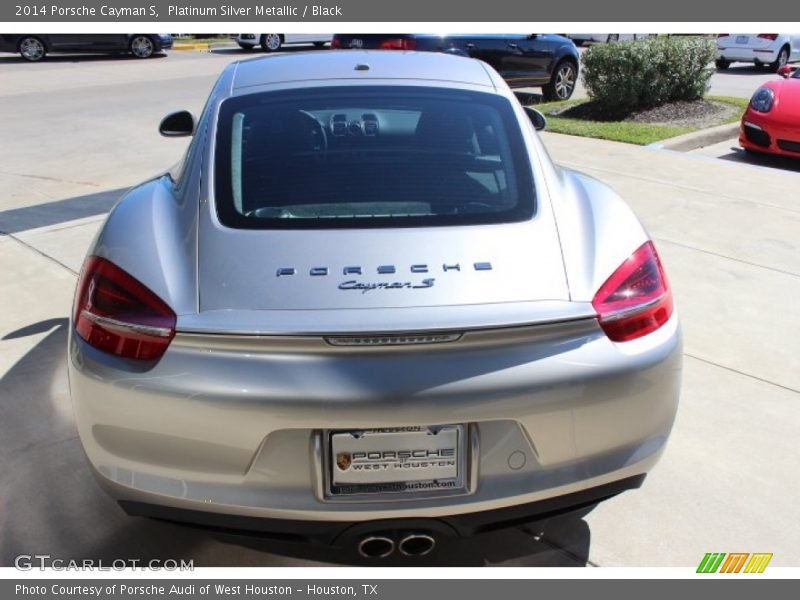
339,278,435,293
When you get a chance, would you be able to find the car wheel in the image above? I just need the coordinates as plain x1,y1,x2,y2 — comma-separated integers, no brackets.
543,60,577,101
715,58,731,70
130,35,155,59
18,37,46,62
771,46,790,72
607,34,620,42
261,34,282,52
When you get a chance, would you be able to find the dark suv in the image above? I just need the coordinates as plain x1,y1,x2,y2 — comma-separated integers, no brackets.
331,34,580,100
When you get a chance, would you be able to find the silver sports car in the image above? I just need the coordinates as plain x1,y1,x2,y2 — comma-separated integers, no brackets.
69,51,681,560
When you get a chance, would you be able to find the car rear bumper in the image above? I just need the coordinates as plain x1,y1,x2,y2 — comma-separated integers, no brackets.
719,47,779,63
117,474,646,544
69,314,682,525
237,34,258,47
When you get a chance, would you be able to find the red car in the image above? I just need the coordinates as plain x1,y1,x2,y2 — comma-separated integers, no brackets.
740,64,800,157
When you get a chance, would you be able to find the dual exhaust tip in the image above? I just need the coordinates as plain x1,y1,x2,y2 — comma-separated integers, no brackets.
358,532,436,558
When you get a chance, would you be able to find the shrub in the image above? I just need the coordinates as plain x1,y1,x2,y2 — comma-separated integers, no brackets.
581,36,717,113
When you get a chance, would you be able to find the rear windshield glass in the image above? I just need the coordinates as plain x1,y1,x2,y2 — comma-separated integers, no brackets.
214,86,535,229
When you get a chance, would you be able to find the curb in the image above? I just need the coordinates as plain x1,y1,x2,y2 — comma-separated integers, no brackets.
172,42,239,51
651,122,740,152
172,43,209,51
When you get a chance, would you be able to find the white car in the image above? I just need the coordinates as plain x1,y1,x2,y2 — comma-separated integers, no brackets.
566,34,651,45
716,34,800,71
237,33,333,52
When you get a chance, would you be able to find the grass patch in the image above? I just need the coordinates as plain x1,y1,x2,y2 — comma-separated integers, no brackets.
711,96,750,123
543,114,694,145
534,96,748,145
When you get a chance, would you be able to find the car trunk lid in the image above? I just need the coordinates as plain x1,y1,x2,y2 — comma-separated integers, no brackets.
195,220,573,333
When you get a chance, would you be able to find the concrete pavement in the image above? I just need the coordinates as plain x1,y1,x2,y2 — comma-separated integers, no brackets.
1,50,799,567
539,134,800,565
707,62,789,98
0,51,242,212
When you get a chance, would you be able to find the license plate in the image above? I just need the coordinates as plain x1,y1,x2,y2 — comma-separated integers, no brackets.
329,425,465,496
736,36,749,45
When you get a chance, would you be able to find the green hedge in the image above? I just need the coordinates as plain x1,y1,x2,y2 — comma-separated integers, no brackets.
581,36,717,112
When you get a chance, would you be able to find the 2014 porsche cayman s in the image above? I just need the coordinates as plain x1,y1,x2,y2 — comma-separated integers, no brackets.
69,51,681,559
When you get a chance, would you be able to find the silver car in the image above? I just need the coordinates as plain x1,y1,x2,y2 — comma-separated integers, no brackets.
68,50,681,560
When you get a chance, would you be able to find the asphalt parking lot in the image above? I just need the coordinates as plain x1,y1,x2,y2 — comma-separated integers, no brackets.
1,49,799,567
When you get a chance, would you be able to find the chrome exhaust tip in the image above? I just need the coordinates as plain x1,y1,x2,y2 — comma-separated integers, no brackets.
357,535,395,558
398,533,436,557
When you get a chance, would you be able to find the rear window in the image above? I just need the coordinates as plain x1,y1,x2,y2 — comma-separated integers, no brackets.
214,86,535,229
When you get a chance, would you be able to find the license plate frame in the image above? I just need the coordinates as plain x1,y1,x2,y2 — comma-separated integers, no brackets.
324,425,469,498
736,35,749,45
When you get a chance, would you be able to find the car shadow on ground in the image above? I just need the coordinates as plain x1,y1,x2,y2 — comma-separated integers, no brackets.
210,44,329,57
718,64,782,76
713,146,800,172
0,53,168,65
0,188,126,235
0,319,592,567
513,91,544,105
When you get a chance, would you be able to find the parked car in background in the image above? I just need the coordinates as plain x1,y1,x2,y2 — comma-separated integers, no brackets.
716,34,800,71
740,65,800,157
68,51,681,560
566,34,652,45
237,33,332,52
0,34,173,62
331,34,580,100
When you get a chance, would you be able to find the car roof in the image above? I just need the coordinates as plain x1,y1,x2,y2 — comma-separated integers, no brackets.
230,50,497,91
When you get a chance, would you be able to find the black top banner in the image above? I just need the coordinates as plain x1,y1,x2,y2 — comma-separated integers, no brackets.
2,0,798,22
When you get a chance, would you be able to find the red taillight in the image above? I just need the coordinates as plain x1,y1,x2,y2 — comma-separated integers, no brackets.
330,37,342,49
591,242,674,342
73,256,176,361
757,34,779,41
379,38,417,50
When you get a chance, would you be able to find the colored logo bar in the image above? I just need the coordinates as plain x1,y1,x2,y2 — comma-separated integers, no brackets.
697,553,773,573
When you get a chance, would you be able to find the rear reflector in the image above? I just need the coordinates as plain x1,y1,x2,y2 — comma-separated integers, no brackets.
73,256,176,360
591,242,673,342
